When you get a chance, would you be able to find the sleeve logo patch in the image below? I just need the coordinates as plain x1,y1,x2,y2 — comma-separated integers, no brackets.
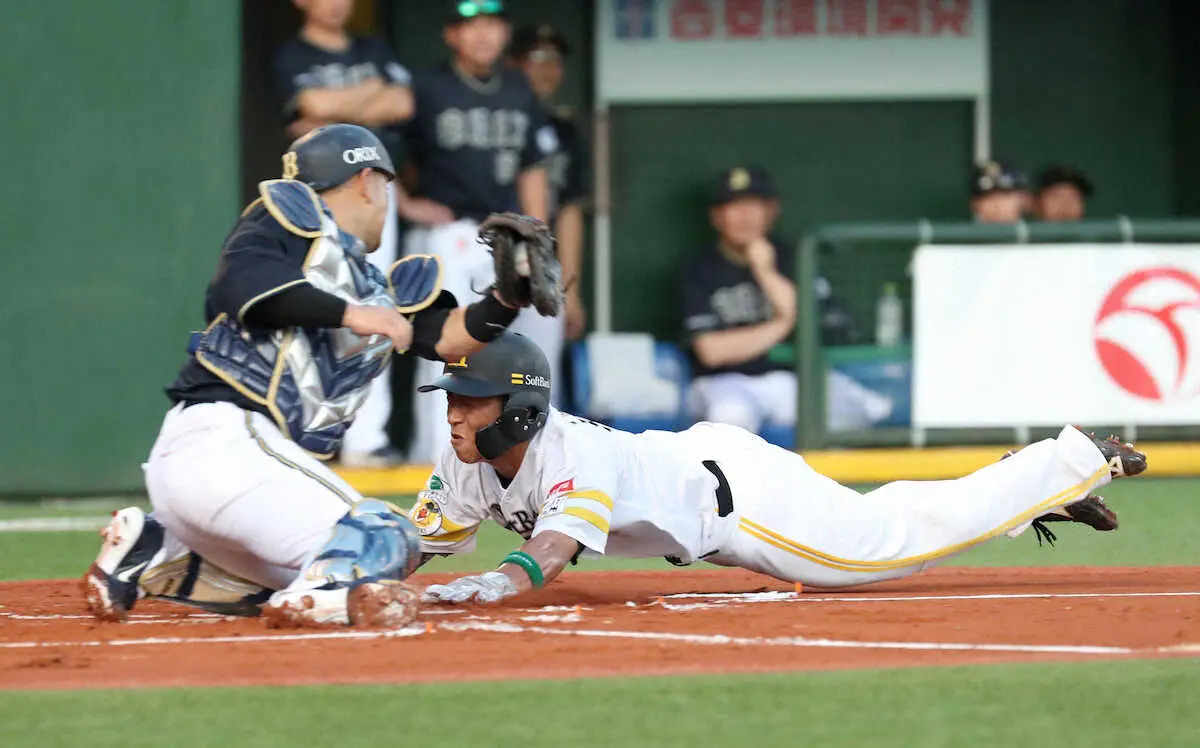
428,474,445,491
548,478,575,497
409,496,444,536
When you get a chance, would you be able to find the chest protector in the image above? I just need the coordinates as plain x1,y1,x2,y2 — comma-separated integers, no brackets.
192,180,439,458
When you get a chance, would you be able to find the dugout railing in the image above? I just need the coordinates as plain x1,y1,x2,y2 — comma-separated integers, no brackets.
792,218,1200,450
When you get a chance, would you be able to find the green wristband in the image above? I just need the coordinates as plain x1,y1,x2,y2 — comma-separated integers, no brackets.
501,550,545,588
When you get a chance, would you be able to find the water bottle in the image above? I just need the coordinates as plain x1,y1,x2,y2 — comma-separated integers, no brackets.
875,282,903,347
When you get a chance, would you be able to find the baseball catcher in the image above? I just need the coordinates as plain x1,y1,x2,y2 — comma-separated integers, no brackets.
82,124,562,627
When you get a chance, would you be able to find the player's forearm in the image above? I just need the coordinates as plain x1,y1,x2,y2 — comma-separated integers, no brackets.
751,267,797,327
555,202,584,291
296,81,383,122
517,167,549,222
692,320,791,369
430,292,519,360
357,86,413,125
497,531,579,593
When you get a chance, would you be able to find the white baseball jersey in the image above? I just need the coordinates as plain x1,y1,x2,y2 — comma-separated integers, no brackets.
408,408,730,563
409,412,1113,589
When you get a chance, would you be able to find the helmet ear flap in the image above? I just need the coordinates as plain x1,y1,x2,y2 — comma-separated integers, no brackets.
475,391,549,460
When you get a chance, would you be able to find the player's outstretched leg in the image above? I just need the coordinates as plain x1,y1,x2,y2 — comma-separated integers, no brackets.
263,499,423,629
83,507,165,621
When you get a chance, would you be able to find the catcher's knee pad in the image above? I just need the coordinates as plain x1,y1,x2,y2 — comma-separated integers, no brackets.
305,499,422,589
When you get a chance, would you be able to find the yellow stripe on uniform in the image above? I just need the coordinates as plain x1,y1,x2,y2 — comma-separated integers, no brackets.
563,506,611,534
422,526,478,545
564,489,614,511
738,465,1108,573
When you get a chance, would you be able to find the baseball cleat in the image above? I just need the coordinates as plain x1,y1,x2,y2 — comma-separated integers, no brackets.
1077,429,1147,479
1035,494,1119,532
263,581,420,629
82,507,164,622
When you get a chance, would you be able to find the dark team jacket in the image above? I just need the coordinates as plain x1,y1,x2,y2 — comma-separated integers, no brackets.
681,238,863,378
272,34,411,155
545,106,589,222
403,63,556,222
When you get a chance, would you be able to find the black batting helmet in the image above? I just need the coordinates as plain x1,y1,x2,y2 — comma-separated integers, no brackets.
419,331,551,459
282,124,396,192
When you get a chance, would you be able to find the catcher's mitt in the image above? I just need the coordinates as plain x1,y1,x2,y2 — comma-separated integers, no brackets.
478,212,562,317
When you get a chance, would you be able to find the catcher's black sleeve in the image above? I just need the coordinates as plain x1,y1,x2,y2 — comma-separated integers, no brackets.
244,283,347,330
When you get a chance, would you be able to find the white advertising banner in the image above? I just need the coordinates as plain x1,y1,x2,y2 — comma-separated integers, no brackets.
597,0,989,102
913,244,1200,427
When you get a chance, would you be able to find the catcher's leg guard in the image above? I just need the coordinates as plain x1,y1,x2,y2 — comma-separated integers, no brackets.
264,499,422,628
139,553,274,617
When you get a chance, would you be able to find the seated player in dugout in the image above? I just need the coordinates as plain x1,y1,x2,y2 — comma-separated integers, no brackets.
681,166,891,435
412,333,1143,604
1034,164,1094,222
969,159,1029,223
81,125,562,628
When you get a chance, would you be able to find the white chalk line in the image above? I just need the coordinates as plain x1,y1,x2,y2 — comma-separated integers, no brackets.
0,517,112,532
1,616,1192,658
0,626,428,650
434,620,1147,656
662,591,1200,604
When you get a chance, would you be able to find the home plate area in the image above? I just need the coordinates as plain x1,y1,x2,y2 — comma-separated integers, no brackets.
2,567,1198,690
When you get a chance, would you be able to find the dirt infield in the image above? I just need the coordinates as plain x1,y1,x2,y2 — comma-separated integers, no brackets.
2,567,1198,690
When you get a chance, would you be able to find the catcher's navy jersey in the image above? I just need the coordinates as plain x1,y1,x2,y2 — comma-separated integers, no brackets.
166,205,316,412
405,63,556,222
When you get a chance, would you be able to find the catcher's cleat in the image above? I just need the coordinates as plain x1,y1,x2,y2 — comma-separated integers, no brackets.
1076,429,1147,479
264,580,420,629
83,507,164,622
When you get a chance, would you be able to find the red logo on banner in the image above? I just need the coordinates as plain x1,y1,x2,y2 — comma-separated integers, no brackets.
1093,267,1200,402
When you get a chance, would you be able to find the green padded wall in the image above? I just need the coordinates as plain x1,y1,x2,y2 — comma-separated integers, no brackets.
608,101,973,340
990,0,1174,218
0,1,240,493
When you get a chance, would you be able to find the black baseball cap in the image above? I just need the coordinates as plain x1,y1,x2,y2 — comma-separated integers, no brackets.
511,24,569,59
1035,165,1094,197
418,331,551,398
446,0,506,24
971,160,1027,196
711,166,777,206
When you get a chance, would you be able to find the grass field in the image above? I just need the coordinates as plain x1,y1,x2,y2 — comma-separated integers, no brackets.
2,476,1198,746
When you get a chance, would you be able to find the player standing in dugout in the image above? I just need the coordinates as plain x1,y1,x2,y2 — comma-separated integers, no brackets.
401,0,560,464
510,23,591,346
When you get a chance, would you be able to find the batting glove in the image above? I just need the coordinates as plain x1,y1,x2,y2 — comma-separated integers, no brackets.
422,571,519,604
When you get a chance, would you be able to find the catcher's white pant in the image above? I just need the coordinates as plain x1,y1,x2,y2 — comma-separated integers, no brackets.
341,184,399,459
697,424,1109,588
405,219,563,463
144,402,359,592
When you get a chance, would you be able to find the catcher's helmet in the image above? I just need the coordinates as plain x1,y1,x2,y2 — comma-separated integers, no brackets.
282,124,396,192
419,331,551,459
